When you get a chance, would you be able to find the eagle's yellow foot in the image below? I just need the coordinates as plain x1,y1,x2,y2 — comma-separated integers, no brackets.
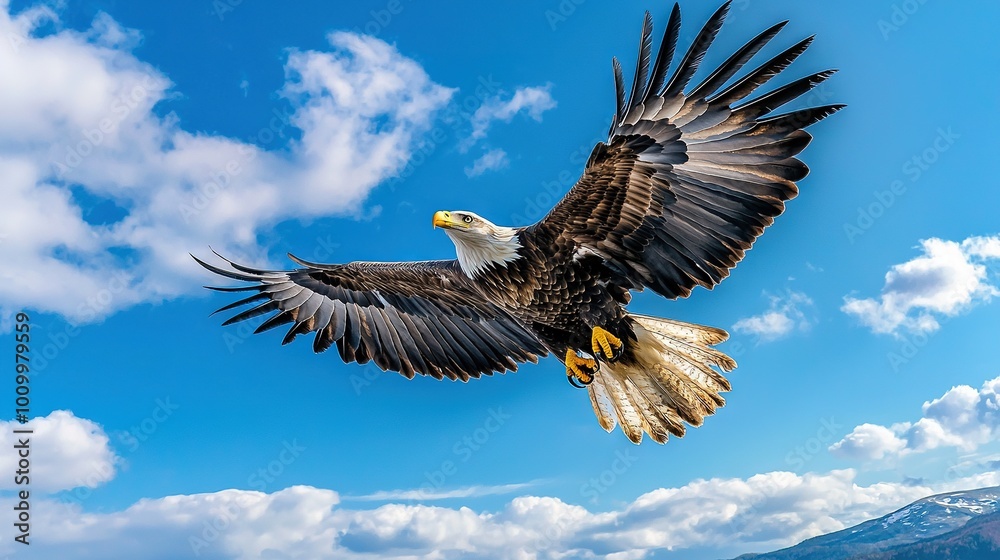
565,348,597,388
591,326,623,361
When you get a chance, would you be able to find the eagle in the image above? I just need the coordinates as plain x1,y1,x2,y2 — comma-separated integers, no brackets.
195,2,841,444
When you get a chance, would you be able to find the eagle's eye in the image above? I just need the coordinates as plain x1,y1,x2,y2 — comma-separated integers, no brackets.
463,215,474,224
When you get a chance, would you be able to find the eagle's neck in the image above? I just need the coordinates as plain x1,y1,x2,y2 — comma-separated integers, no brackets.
447,227,522,278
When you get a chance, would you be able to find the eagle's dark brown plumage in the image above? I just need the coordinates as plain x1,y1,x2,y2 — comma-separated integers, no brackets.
196,1,841,444
194,256,548,380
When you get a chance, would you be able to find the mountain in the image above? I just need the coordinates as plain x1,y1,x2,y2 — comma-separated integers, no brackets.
860,510,1000,559
732,486,1000,560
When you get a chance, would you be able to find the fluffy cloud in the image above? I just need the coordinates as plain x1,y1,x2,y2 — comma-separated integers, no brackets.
464,148,509,177
348,481,537,501
827,423,908,461
8,407,999,558
842,236,1000,336
463,85,556,150
0,410,119,493
733,290,813,342
9,469,1000,559
830,375,1000,461
0,4,454,324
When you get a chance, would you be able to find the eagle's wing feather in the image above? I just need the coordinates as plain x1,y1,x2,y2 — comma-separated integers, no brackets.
530,2,844,299
195,254,547,381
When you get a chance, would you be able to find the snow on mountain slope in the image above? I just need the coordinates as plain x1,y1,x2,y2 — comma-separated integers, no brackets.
732,486,1000,560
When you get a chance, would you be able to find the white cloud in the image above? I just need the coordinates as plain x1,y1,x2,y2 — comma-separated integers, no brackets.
464,148,509,177
463,85,556,150
830,375,1000,461
0,4,454,324
7,406,998,559
842,236,1000,336
0,410,119,493
733,290,813,342
348,481,537,502
827,423,907,461
11,469,1000,559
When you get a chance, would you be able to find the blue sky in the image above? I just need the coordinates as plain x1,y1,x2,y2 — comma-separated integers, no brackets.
2,0,1000,558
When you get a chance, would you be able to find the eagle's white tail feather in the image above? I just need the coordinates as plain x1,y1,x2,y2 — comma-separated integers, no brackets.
599,370,645,444
625,374,683,442
623,376,669,442
587,377,617,432
587,314,736,444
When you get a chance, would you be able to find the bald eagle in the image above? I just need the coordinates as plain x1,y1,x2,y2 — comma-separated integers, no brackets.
195,2,841,444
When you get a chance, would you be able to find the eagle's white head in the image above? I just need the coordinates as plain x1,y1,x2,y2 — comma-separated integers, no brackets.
433,210,522,277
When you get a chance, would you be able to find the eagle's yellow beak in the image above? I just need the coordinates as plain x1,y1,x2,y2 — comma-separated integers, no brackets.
432,211,453,229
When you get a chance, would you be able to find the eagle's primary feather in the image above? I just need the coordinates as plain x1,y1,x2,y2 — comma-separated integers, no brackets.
195,253,547,381
195,1,840,444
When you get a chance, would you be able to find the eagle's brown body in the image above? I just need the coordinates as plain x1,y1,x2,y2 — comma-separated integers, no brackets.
472,225,635,366
196,2,840,443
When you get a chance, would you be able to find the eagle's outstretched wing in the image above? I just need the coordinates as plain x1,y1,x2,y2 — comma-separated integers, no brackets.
194,254,547,380
531,2,843,299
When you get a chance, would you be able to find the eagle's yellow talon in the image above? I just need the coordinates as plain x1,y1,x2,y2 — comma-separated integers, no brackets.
591,326,623,361
565,348,597,386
